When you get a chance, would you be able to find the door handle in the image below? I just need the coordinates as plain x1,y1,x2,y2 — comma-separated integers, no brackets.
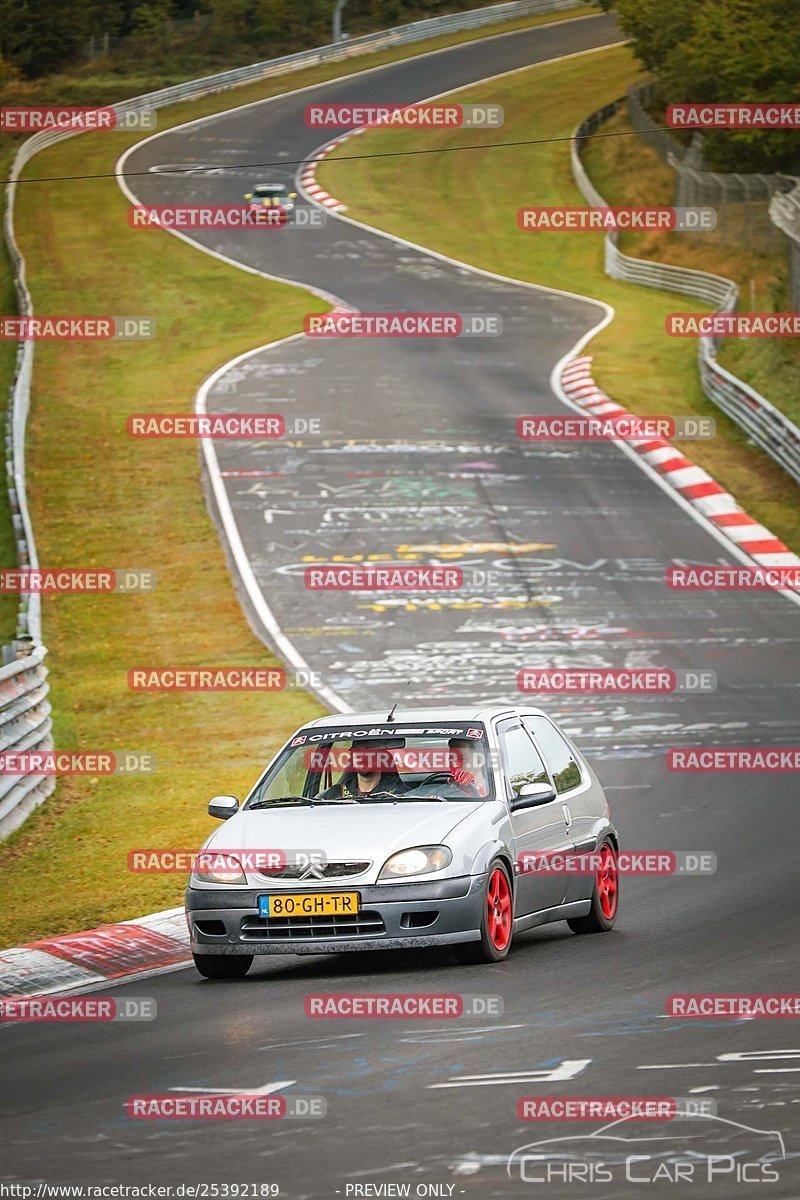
562,803,572,831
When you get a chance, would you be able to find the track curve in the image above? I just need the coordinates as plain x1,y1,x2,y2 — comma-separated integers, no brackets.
3,14,800,1197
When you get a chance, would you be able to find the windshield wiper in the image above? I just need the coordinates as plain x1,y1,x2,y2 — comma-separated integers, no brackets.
247,796,313,809
247,795,368,809
248,791,453,809
356,791,447,803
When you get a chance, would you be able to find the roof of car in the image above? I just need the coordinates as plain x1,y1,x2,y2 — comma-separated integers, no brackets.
302,705,545,728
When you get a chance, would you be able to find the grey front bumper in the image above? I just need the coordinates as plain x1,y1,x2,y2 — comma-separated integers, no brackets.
186,874,486,955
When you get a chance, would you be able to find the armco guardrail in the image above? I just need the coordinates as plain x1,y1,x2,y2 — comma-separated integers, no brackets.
4,190,41,646
0,647,54,840
2,0,574,836
572,102,800,489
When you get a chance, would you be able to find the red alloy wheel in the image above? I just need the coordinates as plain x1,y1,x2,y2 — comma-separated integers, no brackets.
596,843,618,919
486,867,512,950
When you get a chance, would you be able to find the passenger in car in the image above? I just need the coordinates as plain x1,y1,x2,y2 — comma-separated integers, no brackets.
448,737,490,797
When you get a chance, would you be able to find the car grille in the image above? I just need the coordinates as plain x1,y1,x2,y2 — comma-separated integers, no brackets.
253,860,371,882
240,911,385,940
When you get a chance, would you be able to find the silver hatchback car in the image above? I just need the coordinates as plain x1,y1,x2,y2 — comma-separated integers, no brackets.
185,706,619,978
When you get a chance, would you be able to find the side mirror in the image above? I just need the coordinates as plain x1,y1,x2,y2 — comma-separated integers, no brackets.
289,192,298,199
244,193,252,199
512,781,556,808
208,795,239,820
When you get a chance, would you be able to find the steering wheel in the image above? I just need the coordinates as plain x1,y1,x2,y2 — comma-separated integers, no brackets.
416,771,455,787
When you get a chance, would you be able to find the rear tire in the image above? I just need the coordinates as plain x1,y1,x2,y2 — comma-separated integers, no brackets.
192,952,253,979
567,840,618,934
454,861,514,964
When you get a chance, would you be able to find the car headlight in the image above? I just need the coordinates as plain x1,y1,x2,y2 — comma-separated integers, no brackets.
378,845,452,880
192,851,246,885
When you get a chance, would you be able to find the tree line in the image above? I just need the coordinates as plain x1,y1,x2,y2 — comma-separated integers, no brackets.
1,0,496,80
604,0,800,172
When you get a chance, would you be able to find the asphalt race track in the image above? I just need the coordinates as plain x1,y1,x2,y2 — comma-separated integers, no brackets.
3,11,800,1197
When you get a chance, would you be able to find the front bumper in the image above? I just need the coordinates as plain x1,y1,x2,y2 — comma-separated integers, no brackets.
186,874,486,955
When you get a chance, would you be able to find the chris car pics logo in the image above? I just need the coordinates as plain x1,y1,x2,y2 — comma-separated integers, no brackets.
507,1113,785,1185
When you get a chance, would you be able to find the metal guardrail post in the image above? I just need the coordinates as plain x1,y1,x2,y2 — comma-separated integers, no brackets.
770,183,800,313
333,0,348,44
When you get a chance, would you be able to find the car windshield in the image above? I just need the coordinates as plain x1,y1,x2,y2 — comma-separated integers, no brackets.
253,185,285,197
245,723,494,809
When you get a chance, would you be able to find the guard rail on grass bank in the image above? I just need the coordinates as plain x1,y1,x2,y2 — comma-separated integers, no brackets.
2,0,577,836
571,101,800,489
0,647,54,840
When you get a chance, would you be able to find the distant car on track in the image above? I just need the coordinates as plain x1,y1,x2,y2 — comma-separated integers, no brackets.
186,705,619,978
243,182,297,219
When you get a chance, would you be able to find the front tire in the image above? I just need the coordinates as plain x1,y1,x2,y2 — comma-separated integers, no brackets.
567,840,618,934
455,861,514,964
192,952,253,979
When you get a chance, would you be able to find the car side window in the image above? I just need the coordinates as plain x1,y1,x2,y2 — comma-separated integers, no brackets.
522,716,582,794
497,721,550,796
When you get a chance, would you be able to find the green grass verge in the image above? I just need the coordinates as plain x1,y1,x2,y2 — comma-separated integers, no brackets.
3,142,324,946
319,43,800,552
0,4,595,949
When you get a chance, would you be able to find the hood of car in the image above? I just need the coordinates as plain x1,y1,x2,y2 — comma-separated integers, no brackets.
207,800,479,865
